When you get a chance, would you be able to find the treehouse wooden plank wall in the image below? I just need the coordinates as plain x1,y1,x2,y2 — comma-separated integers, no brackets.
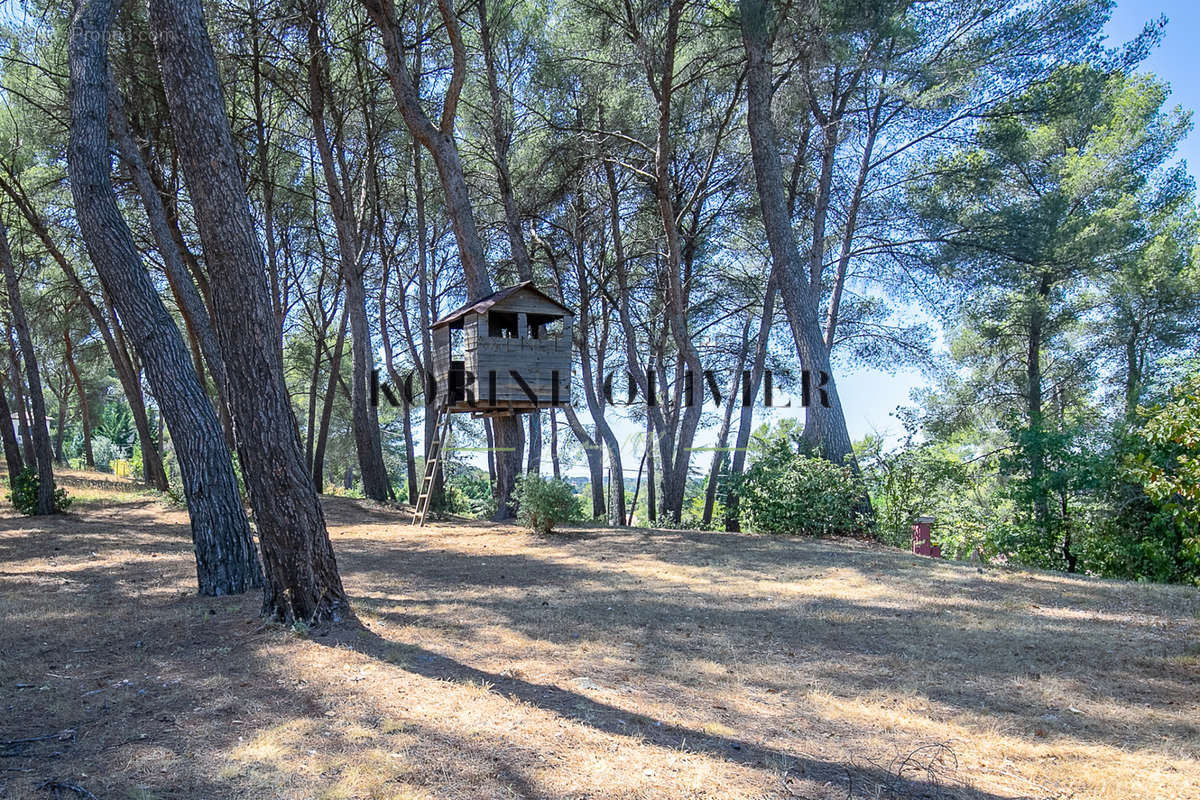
430,281,573,416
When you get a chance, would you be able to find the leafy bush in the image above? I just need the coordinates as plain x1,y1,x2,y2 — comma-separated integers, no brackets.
90,435,125,473
94,406,136,453
10,467,71,515
859,435,1004,557
515,474,580,534
443,465,496,518
735,437,866,535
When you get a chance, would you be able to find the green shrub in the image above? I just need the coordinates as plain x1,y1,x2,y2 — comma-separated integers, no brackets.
515,474,580,534
90,435,125,473
10,467,72,515
735,438,865,535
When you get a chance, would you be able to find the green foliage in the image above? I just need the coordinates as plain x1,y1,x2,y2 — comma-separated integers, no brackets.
734,435,866,536
1129,372,1200,527
94,406,136,455
129,442,144,482
859,435,1001,556
515,474,580,534
440,463,495,518
89,435,126,473
10,467,71,515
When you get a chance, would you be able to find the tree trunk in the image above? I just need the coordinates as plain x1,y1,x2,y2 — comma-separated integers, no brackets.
629,447,646,526
1027,272,1051,540
492,415,524,520
53,389,67,464
740,0,857,468
248,0,284,337
0,224,56,514
69,0,262,595
379,250,418,505
651,0,704,522
702,320,752,526
306,6,390,501
108,83,234,447
646,416,657,525
727,277,776,531
6,335,34,466
63,331,94,469
0,371,23,485
313,302,350,492
549,408,560,480
147,0,347,622
564,404,604,519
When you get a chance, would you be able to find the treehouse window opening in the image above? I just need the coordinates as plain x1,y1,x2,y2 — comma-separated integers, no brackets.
449,324,465,357
489,311,519,338
527,314,562,339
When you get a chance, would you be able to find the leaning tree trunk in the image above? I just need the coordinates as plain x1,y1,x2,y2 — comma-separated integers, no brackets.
146,0,347,622
0,223,56,514
305,7,390,501
68,0,262,595
740,0,857,468
0,371,24,484
108,83,234,440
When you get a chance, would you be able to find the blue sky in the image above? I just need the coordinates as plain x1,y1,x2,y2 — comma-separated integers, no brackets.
828,0,1200,449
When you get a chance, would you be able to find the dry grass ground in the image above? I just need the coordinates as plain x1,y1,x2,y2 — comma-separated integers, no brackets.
1,471,1197,800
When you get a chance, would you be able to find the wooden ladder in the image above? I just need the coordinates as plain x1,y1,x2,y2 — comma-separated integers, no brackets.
412,403,452,526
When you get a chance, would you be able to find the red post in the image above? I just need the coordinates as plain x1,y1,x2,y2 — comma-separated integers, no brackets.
911,516,936,557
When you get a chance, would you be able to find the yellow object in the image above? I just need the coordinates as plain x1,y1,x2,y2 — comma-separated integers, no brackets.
110,459,131,479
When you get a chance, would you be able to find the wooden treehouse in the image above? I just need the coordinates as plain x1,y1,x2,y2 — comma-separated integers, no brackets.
414,281,573,525
431,281,573,416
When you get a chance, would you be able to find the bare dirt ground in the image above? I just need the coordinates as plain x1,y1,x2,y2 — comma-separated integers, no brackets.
1,471,1198,800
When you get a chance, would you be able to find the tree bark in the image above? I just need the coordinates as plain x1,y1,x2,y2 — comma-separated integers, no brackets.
740,0,857,468
6,334,34,467
146,0,347,621
306,5,390,501
63,330,94,469
492,412,525,520
0,224,56,514
69,0,262,595
0,371,23,485
313,302,349,492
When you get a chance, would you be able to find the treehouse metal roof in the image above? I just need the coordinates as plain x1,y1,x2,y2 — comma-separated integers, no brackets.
430,281,572,330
